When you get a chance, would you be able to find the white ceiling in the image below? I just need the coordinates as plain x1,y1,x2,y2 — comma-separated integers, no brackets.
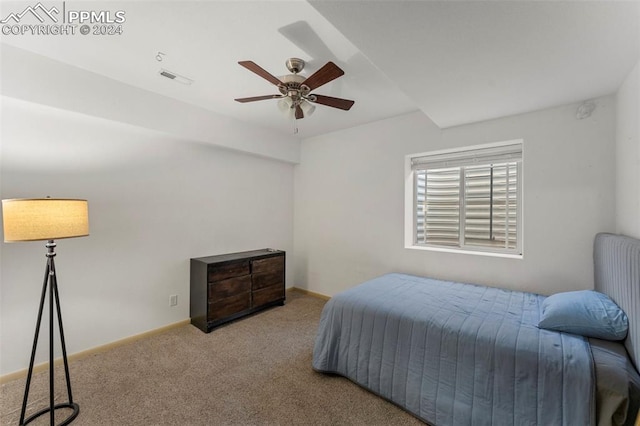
310,0,640,128
1,0,638,138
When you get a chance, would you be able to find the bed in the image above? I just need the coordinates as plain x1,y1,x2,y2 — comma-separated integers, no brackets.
312,233,640,425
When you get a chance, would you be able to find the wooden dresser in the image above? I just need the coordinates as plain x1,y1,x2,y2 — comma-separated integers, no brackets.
190,249,285,333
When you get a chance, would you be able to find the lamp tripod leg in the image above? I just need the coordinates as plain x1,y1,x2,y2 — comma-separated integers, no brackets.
49,257,54,426
51,258,76,407
19,251,80,426
19,259,50,425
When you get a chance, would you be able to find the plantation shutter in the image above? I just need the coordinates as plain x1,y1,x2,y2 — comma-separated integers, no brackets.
464,163,518,249
413,142,522,252
415,168,460,246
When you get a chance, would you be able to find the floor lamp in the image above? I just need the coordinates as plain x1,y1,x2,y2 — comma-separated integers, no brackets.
2,198,89,426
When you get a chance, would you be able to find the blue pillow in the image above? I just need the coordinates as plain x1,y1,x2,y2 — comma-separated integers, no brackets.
538,290,628,340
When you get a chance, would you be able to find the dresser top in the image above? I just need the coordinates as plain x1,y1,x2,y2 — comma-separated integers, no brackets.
191,249,284,265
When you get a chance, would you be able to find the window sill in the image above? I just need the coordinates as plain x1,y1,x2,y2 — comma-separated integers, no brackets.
405,244,523,259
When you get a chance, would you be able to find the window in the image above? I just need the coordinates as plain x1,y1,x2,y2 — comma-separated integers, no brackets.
406,140,523,257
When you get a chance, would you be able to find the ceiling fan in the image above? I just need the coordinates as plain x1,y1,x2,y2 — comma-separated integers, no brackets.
234,58,355,120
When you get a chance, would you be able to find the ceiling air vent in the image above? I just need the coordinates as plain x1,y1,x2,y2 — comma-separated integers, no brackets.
158,69,194,85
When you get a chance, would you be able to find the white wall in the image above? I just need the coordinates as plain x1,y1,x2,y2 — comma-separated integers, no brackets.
0,97,294,375
616,60,640,239
294,97,616,297
1,45,300,164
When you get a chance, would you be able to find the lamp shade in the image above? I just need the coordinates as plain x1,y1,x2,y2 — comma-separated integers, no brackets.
2,198,89,242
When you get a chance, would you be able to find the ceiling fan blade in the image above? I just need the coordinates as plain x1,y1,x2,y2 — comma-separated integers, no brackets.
311,94,355,111
234,94,283,103
295,104,304,119
238,61,283,86
301,61,344,91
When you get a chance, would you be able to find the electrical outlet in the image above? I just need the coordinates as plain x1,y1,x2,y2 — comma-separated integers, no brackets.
169,294,178,307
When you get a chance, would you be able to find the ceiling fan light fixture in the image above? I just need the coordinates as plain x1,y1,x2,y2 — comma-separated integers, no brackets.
300,100,315,117
277,97,294,118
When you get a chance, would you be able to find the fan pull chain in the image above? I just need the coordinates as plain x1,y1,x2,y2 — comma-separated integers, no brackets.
292,115,298,134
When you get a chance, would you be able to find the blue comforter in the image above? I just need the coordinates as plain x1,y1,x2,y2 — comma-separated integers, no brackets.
313,273,595,425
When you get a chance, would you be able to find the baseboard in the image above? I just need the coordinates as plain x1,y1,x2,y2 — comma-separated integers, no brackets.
289,287,331,301
0,319,190,384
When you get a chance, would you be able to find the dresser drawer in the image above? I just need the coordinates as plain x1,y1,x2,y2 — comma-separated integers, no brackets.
208,260,250,282
252,272,283,291
209,275,251,300
252,284,284,308
208,292,250,321
251,256,284,275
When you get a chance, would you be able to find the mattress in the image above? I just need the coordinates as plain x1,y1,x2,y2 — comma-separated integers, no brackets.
313,273,595,426
590,338,640,426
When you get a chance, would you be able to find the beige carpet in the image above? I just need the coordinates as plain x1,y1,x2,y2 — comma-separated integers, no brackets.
0,291,423,425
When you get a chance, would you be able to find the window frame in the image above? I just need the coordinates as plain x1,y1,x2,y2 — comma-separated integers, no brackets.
405,140,523,258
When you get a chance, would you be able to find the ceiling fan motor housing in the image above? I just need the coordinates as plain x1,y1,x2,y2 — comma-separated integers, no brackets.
278,74,310,102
